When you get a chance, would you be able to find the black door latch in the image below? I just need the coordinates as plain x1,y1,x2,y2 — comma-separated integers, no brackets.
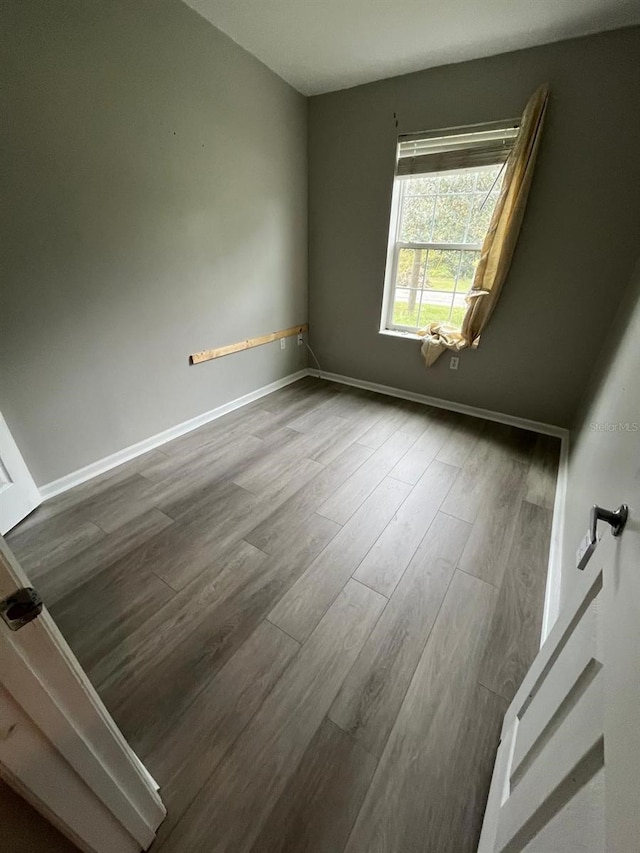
0,587,43,631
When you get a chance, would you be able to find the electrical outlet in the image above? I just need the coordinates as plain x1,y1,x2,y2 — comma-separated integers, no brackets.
450,356,459,370
280,338,286,350
297,333,304,347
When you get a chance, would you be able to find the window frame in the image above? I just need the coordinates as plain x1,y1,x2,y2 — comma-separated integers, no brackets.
380,127,516,337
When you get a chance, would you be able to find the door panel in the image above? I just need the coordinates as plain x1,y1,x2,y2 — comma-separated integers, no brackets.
0,685,139,853
479,517,638,852
496,670,604,851
520,766,604,853
0,536,165,851
602,516,640,853
0,413,40,534
510,602,598,782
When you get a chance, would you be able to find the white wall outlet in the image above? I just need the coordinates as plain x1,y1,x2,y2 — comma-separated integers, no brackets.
280,338,286,350
297,333,304,347
450,356,459,370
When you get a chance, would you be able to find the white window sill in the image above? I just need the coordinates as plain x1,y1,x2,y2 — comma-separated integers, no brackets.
379,329,422,342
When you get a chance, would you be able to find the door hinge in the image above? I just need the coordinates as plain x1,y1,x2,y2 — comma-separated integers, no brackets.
0,587,43,631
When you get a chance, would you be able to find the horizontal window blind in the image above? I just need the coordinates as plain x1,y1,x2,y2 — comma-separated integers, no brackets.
396,124,519,177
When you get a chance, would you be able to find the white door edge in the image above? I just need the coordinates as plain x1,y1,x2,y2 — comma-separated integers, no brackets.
0,413,41,534
0,537,165,851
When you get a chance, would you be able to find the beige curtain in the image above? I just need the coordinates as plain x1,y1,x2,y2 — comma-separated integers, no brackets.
418,84,550,366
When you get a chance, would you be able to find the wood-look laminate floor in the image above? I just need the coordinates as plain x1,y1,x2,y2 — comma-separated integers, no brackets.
7,378,560,853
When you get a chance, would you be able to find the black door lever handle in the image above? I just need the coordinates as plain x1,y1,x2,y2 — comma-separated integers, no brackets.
589,504,628,545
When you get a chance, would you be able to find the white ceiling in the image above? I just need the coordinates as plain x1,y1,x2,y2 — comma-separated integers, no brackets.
183,0,640,95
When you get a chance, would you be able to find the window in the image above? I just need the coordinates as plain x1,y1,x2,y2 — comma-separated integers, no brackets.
381,123,519,334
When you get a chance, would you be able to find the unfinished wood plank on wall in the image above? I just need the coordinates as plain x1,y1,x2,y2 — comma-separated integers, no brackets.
190,324,308,364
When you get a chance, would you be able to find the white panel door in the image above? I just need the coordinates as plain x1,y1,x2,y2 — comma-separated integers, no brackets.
0,413,41,534
0,536,166,851
478,505,639,852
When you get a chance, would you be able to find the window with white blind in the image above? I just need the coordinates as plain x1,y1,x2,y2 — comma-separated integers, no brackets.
380,122,519,334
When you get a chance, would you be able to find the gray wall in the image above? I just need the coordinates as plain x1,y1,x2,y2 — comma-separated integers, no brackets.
1,0,307,486
561,259,640,604
308,28,640,428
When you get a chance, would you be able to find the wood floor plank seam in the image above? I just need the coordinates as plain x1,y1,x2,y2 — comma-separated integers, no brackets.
477,678,514,704
327,577,395,701
455,563,501,589
347,574,391,600
32,509,176,607
261,509,345,573
274,717,383,853
235,451,329,499
158,579,387,852
352,457,462,598
268,481,411,642
9,517,106,580
438,507,478,524
451,566,498,591
455,460,531,587
152,619,303,850
435,504,472,524
150,571,182,594
329,527,465,759
323,712,381,766
343,569,502,853
92,518,341,732
387,411,459,486
245,443,371,555
476,499,553,702
265,616,305,647
316,429,421,526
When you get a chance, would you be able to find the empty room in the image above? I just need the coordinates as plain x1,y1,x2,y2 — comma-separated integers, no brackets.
1,1,639,851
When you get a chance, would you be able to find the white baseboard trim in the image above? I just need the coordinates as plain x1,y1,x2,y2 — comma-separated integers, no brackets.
309,368,568,641
308,369,568,438
39,369,308,500
540,433,569,645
